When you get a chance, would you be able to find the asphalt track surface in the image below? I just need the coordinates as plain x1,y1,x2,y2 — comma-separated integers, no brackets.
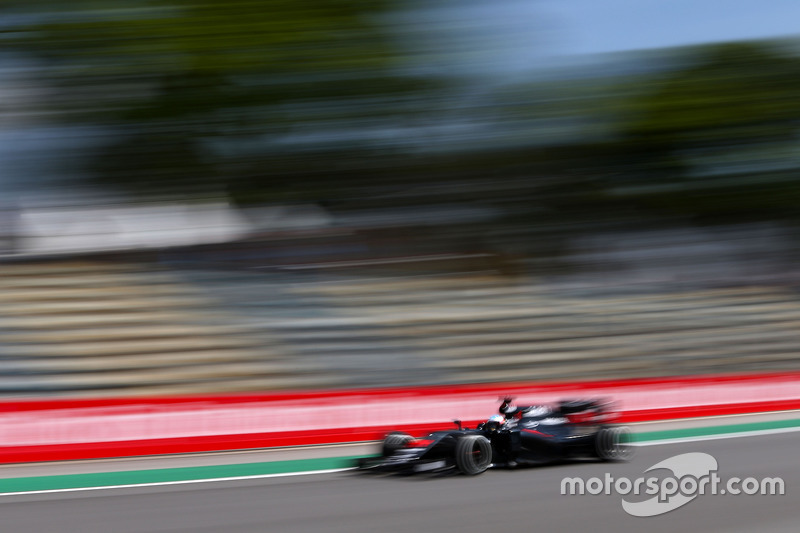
0,431,796,533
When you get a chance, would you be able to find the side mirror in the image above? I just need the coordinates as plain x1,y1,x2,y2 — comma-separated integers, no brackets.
453,419,462,430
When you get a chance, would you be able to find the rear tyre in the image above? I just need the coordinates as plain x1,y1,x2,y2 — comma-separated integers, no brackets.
455,435,493,475
594,426,633,461
382,432,413,457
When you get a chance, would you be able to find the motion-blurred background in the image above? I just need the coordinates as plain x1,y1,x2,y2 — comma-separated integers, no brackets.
1,0,800,397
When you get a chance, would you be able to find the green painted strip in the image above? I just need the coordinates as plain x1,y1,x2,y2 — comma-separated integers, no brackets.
0,456,361,494
633,417,800,443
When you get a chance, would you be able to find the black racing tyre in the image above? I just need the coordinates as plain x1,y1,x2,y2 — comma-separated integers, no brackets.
382,432,413,457
455,435,493,475
594,426,633,461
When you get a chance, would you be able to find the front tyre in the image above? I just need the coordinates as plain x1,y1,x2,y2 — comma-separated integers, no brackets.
382,432,413,457
594,426,633,461
455,435,493,475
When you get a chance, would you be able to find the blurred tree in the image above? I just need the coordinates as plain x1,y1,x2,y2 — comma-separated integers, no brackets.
609,42,800,219
3,0,434,202
7,3,800,230
484,41,800,224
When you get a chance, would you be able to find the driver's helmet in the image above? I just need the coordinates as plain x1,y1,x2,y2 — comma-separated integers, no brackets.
484,414,506,431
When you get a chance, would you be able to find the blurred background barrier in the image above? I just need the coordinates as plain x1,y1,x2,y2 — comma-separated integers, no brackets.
2,254,800,397
0,373,799,462
14,202,253,255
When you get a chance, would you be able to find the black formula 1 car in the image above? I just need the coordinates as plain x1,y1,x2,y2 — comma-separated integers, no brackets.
356,397,632,475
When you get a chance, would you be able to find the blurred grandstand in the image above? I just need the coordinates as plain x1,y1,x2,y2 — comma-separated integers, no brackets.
1,204,800,398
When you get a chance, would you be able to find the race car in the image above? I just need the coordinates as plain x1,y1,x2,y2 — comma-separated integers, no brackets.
356,397,632,475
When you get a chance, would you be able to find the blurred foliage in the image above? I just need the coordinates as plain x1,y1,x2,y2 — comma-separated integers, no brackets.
606,42,800,221
468,42,800,226
3,0,435,200
627,44,800,142
4,2,800,232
